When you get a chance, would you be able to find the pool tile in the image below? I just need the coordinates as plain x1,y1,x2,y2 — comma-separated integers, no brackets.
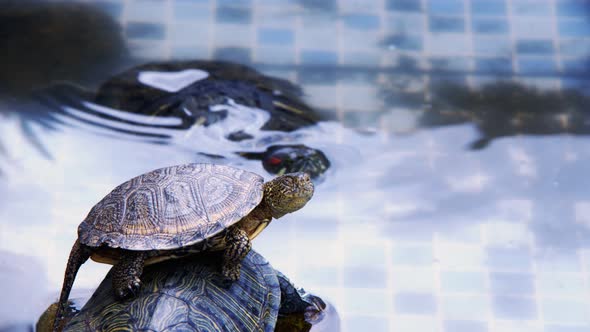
257,28,294,45
537,272,586,296
473,37,511,56
444,320,488,332
472,18,509,34
216,6,252,24
386,0,422,12
490,272,535,295
343,289,391,315
492,296,537,319
442,295,490,320
394,292,437,315
559,39,590,56
542,299,590,323
127,0,167,21
344,315,390,332
392,268,435,291
441,271,487,293
380,34,423,51
391,244,433,266
559,19,590,37
516,39,555,55
512,19,554,38
213,47,251,63
343,267,388,288
427,0,465,15
126,22,166,40
475,58,513,73
535,250,581,273
342,14,381,30
385,14,425,33
544,324,590,332
556,0,590,18
470,0,507,16
486,246,533,271
429,16,465,33
295,266,338,287
391,317,439,331
512,1,553,16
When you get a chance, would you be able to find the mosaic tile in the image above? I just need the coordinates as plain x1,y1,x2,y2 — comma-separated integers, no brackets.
475,58,513,73
471,18,508,34
492,295,538,319
427,0,465,15
490,272,535,295
544,324,590,332
512,19,555,38
512,1,553,16
470,0,507,16
386,0,423,12
542,299,590,323
444,320,488,332
344,315,390,332
559,19,590,37
392,244,434,266
391,268,436,291
472,37,511,56
126,22,167,40
556,0,590,18
257,28,294,45
441,295,490,320
441,271,487,293
516,40,555,55
342,14,381,30
343,266,388,288
216,6,252,24
429,16,465,33
394,291,437,315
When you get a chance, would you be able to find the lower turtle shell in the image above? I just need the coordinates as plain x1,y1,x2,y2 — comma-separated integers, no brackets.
63,250,280,332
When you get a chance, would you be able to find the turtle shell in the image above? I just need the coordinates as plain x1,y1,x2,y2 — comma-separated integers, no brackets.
63,250,280,332
78,163,264,250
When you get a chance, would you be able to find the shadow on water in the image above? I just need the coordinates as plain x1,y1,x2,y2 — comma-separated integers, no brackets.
0,0,129,173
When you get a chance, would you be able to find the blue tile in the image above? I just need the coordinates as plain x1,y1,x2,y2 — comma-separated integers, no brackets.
516,39,554,54
345,316,390,331
471,0,507,15
490,273,535,295
545,324,590,332
475,58,512,73
380,34,423,51
473,37,511,55
486,247,532,271
217,0,252,5
427,0,464,14
543,299,589,322
557,0,590,18
429,16,465,33
441,271,486,293
94,1,123,18
430,57,471,71
559,19,590,37
392,245,433,266
175,0,209,4
442,295,489,319
343,14,381,30
444,320,488,332
216,6,252,24
297,0,337,12
563,59,590,73
471,18,508,34
125,22,166,40
387,0,422,12
171,46,209,59
174,3,210,20
343,267,387,288
560,39,590,56
300,50,338,65
257,28,294,45
346,245,386,267
213,47,251,63
296,266,338,287
492,296,537,319
512,1,552,16
518,58,556,74
394,292,437,315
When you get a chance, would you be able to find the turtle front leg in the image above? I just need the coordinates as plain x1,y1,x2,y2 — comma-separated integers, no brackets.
221,227,252,283
111,251,146,299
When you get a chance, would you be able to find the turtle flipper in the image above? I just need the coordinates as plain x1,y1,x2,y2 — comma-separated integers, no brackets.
221,227,251,283
111,251,146,299
53,240,91,332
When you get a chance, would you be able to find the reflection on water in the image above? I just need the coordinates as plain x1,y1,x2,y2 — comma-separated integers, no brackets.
2,0,590,331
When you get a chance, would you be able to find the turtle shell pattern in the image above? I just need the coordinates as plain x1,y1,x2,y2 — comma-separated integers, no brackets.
63,250,280,332
78,163,264,250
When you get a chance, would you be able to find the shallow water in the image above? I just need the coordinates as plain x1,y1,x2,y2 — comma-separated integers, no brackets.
2,1,590,331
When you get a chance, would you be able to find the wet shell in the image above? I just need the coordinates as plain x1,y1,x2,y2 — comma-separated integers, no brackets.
63,250,280,332
78,163,264,250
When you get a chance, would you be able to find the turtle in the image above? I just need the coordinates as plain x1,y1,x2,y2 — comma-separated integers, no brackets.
52,163,314,331
37,60,332,179
38,250,330,332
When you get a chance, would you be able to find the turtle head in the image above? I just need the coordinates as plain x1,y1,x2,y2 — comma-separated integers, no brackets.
263,172,314,219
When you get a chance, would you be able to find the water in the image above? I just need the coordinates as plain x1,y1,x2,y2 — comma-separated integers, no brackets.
2,1,590,331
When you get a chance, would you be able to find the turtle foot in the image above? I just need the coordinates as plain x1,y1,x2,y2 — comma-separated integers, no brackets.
114,276,141,299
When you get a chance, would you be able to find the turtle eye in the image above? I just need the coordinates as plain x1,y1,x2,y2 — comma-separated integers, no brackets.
267,156,283,166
